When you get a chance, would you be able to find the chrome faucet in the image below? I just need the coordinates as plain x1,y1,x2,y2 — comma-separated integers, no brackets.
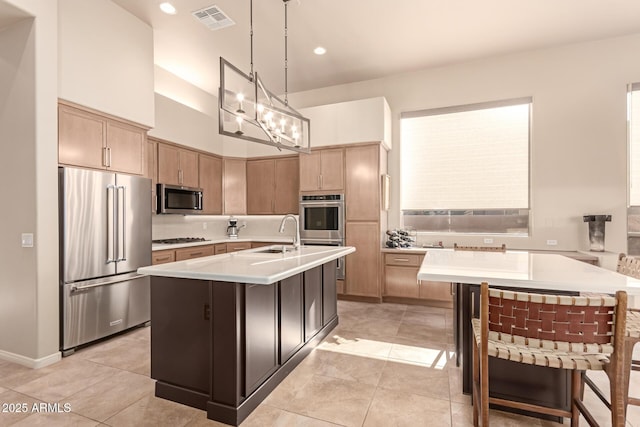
279,214,300,249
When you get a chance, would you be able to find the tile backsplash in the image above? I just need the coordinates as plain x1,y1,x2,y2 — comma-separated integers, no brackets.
152,214,298,240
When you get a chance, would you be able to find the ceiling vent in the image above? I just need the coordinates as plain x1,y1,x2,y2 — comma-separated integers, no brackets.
192,4,235,31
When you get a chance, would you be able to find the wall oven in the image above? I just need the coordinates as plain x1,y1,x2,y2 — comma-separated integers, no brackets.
299,194,344,241
300,194,345,279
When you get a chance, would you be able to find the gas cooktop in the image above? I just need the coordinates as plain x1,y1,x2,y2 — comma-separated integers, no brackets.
152,237,209,244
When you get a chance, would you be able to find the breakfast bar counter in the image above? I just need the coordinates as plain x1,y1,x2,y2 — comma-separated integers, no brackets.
138,245,355,426
418,249,640,420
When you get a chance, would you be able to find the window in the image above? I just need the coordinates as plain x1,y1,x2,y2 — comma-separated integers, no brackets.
400,98,531,234
627,84,640,254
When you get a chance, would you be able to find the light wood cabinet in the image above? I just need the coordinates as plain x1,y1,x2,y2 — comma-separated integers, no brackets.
58,103,146,175
223,158,247,215
199,154,223,214
247,156,299,214
345,222,380,298
227,241,252,252
299,148,344,192
247,159,275,214
214,243,227,255
175,245,214,261
382,250,453,304
157,143,199,188
346,145,380,221
152,249,175,265
145,139,158,213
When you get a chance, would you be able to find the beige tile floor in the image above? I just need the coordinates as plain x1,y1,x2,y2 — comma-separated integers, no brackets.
0,300,639,426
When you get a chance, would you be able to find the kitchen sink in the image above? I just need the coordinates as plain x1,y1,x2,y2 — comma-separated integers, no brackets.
251,245,297,254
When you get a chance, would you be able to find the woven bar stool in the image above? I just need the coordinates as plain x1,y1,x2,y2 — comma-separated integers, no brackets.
472,282,627,426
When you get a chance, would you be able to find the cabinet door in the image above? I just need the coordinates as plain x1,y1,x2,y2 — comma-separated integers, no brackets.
175,245,214,261
106,120,145,175
157,143,181,186
279,274,304,363
419,281,453,302
384,266,420,298
179,149,199,188
304,266,323,341
152,249,175,265
274,157,300,214
345,145,379,221
199,154,223,214
299,151,321,191
247,159,275,214
245,283,278,395
146,139,158,214
151,277,210,393
322,261,337,325
319,148,344,191
345,222,380,298
223,158,247,214
58,104,106,170
226,242,251,252
214,243,227,255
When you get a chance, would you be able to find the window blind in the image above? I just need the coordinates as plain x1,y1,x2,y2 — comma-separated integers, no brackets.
400,99,531,210
629,85,640,206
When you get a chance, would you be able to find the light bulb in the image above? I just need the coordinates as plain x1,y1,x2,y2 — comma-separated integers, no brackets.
236,93,245,114
280,118,286,133
235,115,243,135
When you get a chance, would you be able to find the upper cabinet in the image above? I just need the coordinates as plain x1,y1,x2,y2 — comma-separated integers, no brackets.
199,154,223,215
299,148,344,193
58,102,146,175
223,158,247,215
345,144,385,221
157,143,199,188
247,156,299,214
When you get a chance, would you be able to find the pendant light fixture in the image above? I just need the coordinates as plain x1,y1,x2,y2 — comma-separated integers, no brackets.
218,0,311,153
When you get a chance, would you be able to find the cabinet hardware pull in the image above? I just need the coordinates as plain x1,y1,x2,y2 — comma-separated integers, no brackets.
102,147,108,167
107,147,112,167
317,175,321,189
204,304,211,320
156,255,171,261
394,258,410,262
190,252,203,256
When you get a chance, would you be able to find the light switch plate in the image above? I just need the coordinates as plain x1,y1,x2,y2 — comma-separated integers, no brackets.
21,233,34,248
483,238,494,244
546,239,558,246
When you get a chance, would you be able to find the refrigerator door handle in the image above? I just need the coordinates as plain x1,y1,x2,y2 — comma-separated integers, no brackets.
106,185,116,264
116,185,127,262
70,273,147,293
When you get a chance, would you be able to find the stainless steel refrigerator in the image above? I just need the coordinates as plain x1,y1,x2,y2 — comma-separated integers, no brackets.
59,166,152,355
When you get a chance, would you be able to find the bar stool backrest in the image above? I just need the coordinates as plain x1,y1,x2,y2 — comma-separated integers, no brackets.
454,243,506,252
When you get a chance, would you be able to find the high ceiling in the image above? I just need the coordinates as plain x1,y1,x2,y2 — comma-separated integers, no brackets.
111,0,640,97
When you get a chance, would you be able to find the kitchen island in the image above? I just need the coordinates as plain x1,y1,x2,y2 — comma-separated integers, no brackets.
418,249,640,421
138,245,355,426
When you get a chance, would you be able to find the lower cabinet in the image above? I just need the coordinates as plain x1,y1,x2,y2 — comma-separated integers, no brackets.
304,266,323,341
151,277,210,394
322,261,338,323
383,251,453,305
175,245,214,261
279,274,304,363
244,283,278,395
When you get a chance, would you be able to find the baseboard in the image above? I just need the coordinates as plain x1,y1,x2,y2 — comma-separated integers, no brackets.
0,348,61,369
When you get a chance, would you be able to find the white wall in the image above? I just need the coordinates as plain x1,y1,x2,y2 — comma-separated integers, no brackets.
0,0,59,367
58,0,154,127
287,34,640,253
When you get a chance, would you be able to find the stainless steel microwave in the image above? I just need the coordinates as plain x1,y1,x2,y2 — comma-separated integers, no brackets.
157,184,203,214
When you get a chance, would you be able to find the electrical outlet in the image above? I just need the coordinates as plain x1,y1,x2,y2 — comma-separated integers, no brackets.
203,223,207,230
483,238,493,244
546,239,558,246
21,233,34,248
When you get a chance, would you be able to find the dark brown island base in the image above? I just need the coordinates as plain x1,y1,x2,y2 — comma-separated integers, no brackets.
149,260,339,425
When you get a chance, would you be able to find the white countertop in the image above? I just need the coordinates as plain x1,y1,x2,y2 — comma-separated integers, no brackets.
417,249,640,296
152,236,292,251
139,245,355,285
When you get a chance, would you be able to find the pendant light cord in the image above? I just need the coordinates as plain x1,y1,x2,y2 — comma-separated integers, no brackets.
284,0,289,106
249,0,254,81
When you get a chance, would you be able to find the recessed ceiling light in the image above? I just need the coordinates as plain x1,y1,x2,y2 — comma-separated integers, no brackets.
313,46,326,55
159,2,177,15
